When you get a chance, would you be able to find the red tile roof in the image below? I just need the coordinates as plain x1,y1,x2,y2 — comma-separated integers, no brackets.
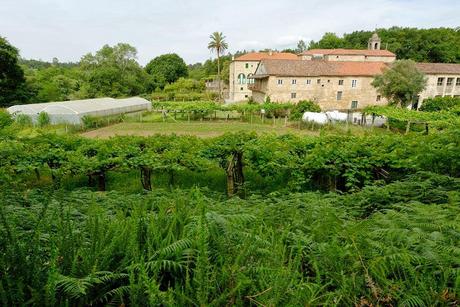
234,52,298,61
301,48,396,57
253,59,388,77
416,63,460,74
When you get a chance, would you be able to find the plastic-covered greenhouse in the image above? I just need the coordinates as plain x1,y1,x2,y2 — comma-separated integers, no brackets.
7,97,152,125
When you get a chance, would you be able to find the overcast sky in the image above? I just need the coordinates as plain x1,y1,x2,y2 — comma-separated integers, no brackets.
1,0,459,65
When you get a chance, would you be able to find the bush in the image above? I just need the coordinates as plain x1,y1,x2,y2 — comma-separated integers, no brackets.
290,100,321,119
420,96,460,112
164,78,205,93
37,112,50,127
15,114,33,126
0,110,13,129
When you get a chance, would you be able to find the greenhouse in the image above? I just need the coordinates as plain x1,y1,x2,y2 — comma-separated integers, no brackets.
7,97,152,125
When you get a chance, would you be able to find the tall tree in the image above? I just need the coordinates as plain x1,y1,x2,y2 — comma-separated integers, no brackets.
0,37,27,107
207,32,228,100
79,43,148,98
145,53,188,90
296,40,308,53
372,60,427,108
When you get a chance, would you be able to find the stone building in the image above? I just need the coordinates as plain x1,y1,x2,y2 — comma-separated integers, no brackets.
298,48,396,63
249,60,389,110
228,51,298,102
415,63,460,107
248,33,460,110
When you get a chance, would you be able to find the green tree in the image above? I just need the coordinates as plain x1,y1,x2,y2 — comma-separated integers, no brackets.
0,37,27,107
309,32,344,49
208,32,228,100
296,40,308,53
372,60,427,108
79,43,148,97
145,53,188,90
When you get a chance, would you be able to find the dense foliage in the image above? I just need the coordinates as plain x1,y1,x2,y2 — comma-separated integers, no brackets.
1,123,460,305
0,36,28,106
420,96,460,112
309,27,460,63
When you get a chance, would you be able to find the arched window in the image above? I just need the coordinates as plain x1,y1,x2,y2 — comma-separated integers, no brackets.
247,73,254,84
237,73,246,84
374,42,378,49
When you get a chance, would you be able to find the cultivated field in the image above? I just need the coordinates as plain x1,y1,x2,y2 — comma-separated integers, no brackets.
81,121,318,138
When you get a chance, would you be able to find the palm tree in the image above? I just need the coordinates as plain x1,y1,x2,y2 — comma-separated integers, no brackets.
208,32,228,101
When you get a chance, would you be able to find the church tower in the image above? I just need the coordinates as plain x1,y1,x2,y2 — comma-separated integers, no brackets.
368,33,381,50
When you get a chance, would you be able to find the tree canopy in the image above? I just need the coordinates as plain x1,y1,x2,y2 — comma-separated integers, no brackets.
79,43,149,97
372,60,427,108
145,53,188,90
309,27,460,63
0,37,27,107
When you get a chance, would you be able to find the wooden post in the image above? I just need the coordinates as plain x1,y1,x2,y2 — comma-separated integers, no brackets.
188,112,190,123
273,116,276,126
405,121,411,135
284,116,287,127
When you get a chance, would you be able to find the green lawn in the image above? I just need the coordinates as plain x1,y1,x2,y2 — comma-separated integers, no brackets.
81,120,319,138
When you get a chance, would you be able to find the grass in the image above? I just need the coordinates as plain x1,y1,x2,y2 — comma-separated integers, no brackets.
81,120,320,138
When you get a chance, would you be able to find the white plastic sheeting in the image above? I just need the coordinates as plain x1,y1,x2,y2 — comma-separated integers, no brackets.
325,110,348,122
7,97,152,125
302,110,386,127
302,112,329,124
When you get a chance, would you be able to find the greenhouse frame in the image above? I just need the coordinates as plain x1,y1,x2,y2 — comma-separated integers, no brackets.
7,97,152,125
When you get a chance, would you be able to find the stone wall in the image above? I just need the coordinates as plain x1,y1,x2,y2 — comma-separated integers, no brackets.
418,74,460,107
298,54,395,62
252,75,388,110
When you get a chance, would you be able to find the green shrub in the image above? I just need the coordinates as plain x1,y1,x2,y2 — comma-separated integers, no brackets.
15,114,33,126
420,96,460,112
0,110,13,129
290,100,321,119
37,112,50,127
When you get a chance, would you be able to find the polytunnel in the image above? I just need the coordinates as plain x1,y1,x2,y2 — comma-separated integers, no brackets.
7,97,152,125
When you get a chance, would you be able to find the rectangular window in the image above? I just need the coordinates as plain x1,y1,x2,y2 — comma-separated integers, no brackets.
437,77,444,86
291,93,297,99
456,78,460,86
338,80,344,85
245,63,249,69
376,95,381,102
306,79,311,85
292,79,297,85
336,91,342,101
351,80,357,88
277,79,283,85
447,78,454,86
317,79,321,84
351,101,358,109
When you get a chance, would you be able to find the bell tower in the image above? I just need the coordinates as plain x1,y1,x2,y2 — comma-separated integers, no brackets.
368,33,381,50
